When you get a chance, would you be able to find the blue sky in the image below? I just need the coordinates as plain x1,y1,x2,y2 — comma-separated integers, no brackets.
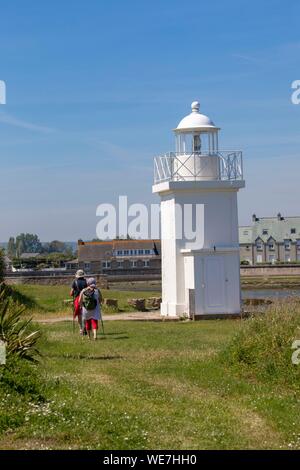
0,0,299,241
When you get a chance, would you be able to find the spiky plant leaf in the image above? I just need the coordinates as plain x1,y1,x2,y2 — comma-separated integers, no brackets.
0,287,41,362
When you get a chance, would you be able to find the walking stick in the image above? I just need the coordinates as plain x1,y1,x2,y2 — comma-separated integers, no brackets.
100,316,105,335
72,294,75,334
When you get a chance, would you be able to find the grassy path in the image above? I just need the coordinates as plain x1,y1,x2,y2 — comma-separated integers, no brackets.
1,319,299,449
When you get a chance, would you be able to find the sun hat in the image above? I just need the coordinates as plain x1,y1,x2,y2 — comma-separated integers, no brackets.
87,277,96,287
75,269,86,278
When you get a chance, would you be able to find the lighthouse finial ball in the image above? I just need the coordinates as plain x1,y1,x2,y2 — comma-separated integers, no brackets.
191,101,200,113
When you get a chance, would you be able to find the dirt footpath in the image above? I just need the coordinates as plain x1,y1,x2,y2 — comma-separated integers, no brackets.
35,311,180,323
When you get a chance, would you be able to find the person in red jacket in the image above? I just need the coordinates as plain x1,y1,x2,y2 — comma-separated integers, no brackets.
70,269,87,335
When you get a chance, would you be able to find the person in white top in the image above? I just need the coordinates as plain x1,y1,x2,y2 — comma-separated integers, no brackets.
79,277,103,340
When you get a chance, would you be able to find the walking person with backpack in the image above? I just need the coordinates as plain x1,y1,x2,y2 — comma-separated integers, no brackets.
70,269,87,336
79,277,103,341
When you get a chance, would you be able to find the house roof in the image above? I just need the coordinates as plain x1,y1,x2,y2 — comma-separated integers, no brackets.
20,252,42,259
239,226,252,244
252,217,300,242
78,240,161,261
239,216,300,244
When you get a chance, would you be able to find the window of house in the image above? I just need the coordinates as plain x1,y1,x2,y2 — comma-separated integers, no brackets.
131,260,137,268
117,261,123,268
143,260,150,267
284,240,291,250
84,262,90,270
291,228,296,234
123,250,129,256
117,250,123,256
138,249,144,255
297,240,300,250
256,241,263,251
268,242,275,250
102,261,111,269
144,249,151,255
262,229,268,235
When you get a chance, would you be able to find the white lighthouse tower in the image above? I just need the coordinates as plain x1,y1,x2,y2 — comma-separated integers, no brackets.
153,101,245,318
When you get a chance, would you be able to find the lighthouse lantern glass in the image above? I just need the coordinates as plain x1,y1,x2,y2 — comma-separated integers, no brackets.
175,130,218,155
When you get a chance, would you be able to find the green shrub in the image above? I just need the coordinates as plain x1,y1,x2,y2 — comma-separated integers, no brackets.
222,300,300,389
0,250,5,283
0,355,46,435
0,288,46,435
0,288,41,362
0,355,45,400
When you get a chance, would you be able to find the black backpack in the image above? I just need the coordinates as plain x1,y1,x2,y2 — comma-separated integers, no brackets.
82,289,98,310
73,278,87,297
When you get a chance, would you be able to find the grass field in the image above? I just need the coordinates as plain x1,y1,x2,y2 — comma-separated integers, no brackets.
1,285,300,450
10,284,159,316
1,322,299,449
241,275,300,289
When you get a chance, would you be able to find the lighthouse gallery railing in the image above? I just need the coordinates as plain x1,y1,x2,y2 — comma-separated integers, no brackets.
153,151,243,184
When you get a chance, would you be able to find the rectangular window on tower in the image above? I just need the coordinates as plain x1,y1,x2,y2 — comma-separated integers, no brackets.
193,134,201,153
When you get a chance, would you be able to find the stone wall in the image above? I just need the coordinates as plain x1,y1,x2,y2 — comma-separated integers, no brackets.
5,274,108,288
240,265,300,276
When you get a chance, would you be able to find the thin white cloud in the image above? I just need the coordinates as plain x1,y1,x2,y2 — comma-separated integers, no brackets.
231,53,261,64
0,112,55,133
232,41,300,67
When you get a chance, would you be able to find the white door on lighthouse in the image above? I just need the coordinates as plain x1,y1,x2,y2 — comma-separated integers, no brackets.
203,256,227,313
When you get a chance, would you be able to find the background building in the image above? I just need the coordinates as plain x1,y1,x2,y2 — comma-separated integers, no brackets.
77,239,161,276
239,213,300,264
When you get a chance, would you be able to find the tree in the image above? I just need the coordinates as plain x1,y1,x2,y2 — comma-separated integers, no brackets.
7,237,16,258
16,238,25,258
42,240,74,256
48,240,67,253
15,233,42,256
0,249,5,283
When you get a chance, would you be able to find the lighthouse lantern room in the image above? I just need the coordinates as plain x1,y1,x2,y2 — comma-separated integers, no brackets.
153,101,245,318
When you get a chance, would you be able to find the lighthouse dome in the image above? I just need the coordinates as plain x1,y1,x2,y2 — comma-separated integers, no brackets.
175,101,219,132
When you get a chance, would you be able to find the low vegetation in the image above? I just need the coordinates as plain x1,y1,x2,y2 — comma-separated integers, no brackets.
0,288,41,362
9,284,160,316
0,285,44,443
241,275,300,289
0,250,5,284
0,284,299,450
222,300,300,390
